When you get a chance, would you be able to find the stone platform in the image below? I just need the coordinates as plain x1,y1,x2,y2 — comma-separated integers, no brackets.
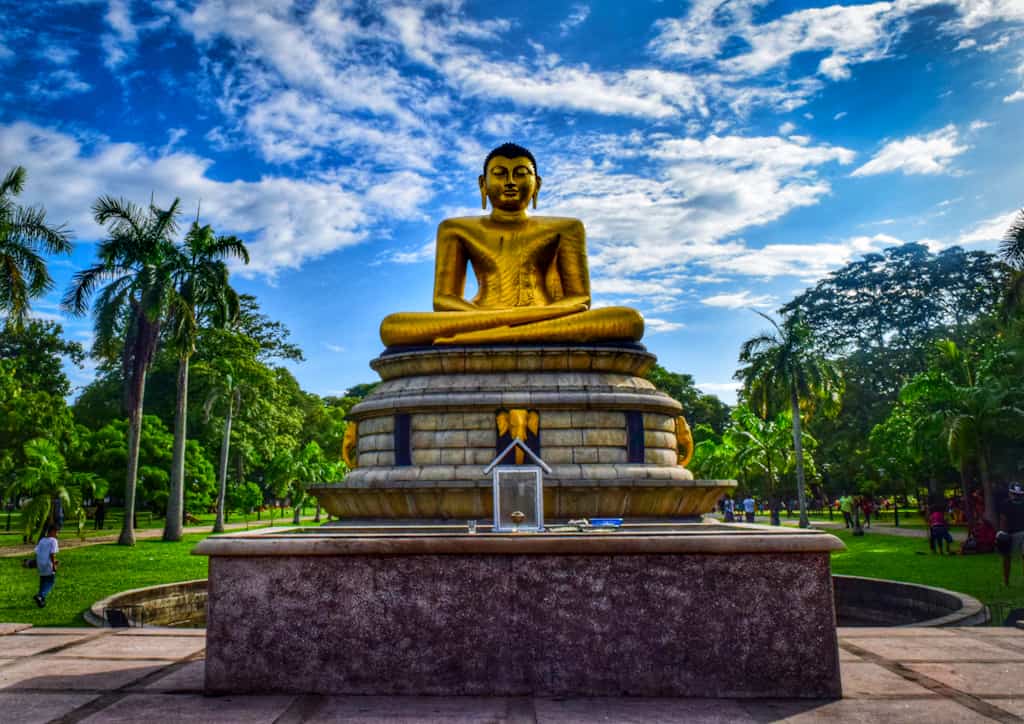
2,625,1023,722
311,344,734,519
193,525,843,698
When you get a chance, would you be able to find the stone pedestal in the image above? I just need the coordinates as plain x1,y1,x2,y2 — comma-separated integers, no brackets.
195,526,844,698
311,344,734,519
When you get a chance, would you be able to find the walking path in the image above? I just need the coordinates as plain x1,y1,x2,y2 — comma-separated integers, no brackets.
0,624,1022,722
0,517,317,559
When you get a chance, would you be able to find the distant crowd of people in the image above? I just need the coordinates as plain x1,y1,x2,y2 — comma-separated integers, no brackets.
719,483,1024,586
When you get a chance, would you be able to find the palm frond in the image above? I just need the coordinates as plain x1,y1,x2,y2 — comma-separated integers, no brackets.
0,166,26,198
1000,209,1024,269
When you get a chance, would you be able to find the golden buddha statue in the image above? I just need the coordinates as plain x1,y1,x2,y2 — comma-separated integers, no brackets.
380,143,644,346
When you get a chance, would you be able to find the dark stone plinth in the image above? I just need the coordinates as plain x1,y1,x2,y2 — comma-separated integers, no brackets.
199,530,841,698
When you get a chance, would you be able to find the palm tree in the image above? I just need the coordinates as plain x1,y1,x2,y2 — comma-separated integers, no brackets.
901,340,1024,525
737,313,841,528
204,363,244,534
63,196,182,546
163,222,248,542
0,166,72,327
5,438,85,541
1001,209,1024,318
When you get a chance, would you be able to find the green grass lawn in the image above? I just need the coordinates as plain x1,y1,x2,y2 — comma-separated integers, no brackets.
2,533,210,627
3,526,1021,629
829,529,1024,623
0,506,316,547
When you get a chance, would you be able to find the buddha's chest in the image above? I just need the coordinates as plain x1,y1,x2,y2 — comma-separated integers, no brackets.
461,229,560,272
460,228,561,306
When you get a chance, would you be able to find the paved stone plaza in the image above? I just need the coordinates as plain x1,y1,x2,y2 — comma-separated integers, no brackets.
1,624,1023,722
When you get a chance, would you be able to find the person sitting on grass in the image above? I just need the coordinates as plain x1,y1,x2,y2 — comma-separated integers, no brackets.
33,524,59,608
928,502,954,555
996,483,1024,586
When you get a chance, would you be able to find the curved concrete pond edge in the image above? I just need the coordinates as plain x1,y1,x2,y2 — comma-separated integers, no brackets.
86,575,988,629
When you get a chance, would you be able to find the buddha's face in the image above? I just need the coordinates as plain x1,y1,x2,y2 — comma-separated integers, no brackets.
479,155,542,212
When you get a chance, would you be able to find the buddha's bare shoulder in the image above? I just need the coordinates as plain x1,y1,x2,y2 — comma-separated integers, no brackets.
438,216,486,231
529,215,584,231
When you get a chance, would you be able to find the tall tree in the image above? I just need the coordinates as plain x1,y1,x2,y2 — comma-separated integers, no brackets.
63,196,183,546
204,362,245,534
737,313,841,528
647,365,731,435
164,222,248,542
1001,209,1024,318
0,166,72,327
900,340,1024,525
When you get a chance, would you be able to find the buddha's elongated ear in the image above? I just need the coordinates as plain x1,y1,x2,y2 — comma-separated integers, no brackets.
533,175,542,209
478,174,487,210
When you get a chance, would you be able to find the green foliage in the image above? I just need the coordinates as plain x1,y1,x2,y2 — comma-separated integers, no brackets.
647,364,730,435
689,405,817,497
0,320,83,398
7,438,85,540
228,481,263,518
0,166,73,327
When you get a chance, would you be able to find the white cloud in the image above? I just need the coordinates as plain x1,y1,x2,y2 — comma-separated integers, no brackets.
0,121,435,276
833,111,848,120
1006,90,1024,102
700,291,776,309
26,70,91,100
644,317,685,333
39,44,78,65
778,121,796,135
955,38,977,50
560,4,590,36
980,35,1011,52
956,209,1019,247
696,381,741,398
851,125,968,177
323,343,346,353
719,235,899,280
968,119,991,131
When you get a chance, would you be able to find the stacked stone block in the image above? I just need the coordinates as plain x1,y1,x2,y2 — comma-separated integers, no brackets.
311,345,735,519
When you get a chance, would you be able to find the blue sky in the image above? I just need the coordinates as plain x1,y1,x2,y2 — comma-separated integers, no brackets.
1,0,1023,404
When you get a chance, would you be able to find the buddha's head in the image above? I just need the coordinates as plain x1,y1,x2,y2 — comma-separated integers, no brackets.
479,142,542,212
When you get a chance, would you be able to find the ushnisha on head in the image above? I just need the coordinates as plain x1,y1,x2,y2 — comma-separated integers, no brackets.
478,142,542,212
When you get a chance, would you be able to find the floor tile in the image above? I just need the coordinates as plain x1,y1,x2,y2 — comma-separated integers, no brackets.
0,691,99,724
907,662,1024,697
840,662,935,698
535,697,756,723
133,661,205,692
307,695,518,723
743,698,993,723
80,693,296,724
0,633,97,657
838,627,956,638
0,624,32,636
0,656,171,691
848,636,1023,662
54,634,205,660
981,699,1024,717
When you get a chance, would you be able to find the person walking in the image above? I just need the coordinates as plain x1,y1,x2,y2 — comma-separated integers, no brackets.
839,494,853,528
723,496,735,523
33,524,59,608
861,496,874,529
996,483,1024,586
742,495,756,524
928,502,954,555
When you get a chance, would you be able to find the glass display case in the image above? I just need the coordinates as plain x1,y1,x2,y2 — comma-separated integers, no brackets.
491,466,544,532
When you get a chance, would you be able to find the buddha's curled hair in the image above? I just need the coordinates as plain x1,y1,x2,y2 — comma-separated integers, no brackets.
483,143,537,175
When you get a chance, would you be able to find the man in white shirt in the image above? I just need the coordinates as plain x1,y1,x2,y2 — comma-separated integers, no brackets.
742,496,756,523
34,525,59,608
